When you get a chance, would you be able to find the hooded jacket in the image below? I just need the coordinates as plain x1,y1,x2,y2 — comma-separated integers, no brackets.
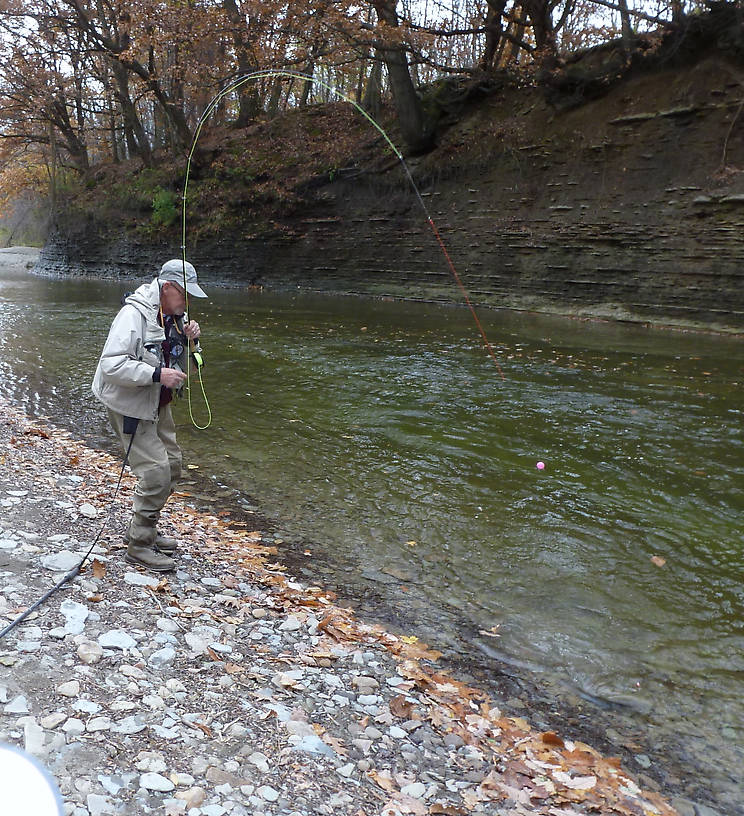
92,279,187,420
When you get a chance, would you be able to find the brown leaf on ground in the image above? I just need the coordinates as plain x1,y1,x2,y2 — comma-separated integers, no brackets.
24,427,50,438
541,731,565,748
428,804,467,815
91,559,106,579
368,769,397,792
390,694,415,719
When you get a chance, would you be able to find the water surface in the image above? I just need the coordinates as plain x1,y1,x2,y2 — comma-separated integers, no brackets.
0,262,742,812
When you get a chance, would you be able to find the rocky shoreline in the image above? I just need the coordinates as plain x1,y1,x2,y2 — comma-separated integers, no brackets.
0,398,685,816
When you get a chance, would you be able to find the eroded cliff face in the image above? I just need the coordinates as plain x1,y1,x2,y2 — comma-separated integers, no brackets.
38,47,744,331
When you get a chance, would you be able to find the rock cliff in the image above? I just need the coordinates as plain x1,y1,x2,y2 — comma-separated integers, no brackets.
38,30,744,332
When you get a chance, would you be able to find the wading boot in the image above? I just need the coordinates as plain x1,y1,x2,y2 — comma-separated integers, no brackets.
125,542,175,572
154,534,178,557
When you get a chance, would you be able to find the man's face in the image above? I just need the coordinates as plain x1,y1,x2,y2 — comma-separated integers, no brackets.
160,281,186,315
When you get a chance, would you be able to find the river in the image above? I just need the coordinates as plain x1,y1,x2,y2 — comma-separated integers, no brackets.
0,249,741,814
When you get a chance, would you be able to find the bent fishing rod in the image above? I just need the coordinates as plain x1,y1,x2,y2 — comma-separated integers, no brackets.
179,69,505,382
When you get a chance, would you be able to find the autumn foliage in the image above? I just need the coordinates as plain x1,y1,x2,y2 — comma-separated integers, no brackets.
0,0,714,193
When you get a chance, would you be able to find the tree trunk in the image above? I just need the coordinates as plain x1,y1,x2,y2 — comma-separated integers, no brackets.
371,0,433,153
110,60,153,166
362,54,383,119
300,61,315,107
617,0,634,48
481,0,508,71
222,0,262,125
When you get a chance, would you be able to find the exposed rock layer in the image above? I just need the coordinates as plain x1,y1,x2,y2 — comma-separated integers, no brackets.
38,50,744,332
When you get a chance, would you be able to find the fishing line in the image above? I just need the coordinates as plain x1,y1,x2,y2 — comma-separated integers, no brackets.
0,433,136,642
180,69,505,384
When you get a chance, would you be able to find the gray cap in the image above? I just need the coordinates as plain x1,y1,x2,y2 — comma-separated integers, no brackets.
158,259,207,298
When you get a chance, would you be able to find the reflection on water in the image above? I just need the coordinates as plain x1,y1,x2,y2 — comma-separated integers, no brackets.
1,263,742,813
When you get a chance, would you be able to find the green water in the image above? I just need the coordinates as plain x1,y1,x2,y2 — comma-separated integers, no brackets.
0,262,742,812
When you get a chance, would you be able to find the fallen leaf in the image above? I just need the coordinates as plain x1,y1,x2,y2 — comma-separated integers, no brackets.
24,427,50,439
541,731,565,748
91,559,106,579
552,771,597,790
428,805,466,815
401,635,419,644
368,769,397,792
650,555,666,567
390,694,415,719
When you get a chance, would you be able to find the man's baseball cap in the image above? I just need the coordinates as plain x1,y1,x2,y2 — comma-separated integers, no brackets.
158,259,207,298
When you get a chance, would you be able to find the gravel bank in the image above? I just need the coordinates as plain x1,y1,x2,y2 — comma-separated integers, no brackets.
0,398,682,816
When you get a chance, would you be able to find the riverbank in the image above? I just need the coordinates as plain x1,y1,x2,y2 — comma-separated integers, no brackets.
0,407,686,815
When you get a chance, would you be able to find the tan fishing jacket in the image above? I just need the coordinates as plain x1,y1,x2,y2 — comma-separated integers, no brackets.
92,279,186,420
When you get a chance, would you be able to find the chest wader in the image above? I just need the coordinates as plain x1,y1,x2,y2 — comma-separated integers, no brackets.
108,405,182,572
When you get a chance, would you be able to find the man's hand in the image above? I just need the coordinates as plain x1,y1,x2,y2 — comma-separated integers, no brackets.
184,320,201,341
160,367,187,388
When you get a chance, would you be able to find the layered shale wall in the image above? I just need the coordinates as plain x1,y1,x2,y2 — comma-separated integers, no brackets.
38,50,744,331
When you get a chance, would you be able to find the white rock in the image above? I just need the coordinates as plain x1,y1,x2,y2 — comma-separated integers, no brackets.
16,640,41,653
41,550,81,571
149,647,177,668
87,717,113,732
62,718,85,735
98,630,137,650
292,734,335,757
337,763,355,778
140,772,175,792
123,572,160,588
23,719,45,755
4,695,29,714
0,538,18,550
184,633,208,655
113,716,147,735
201,806,227,816
135,752,167,773
98,776,124,796
60,600,89,635
401,782,426,798
279,616,301,632
156,618,180,633
86,793,115,816
6,490,28,497
57,680,80,698
40,712,67,730
257,785,279,802
247,752,270,774
73,700,101,715
78,503,99,519
389,726,408,739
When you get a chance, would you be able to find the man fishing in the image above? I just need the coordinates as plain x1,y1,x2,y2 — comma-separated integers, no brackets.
92,259,207,571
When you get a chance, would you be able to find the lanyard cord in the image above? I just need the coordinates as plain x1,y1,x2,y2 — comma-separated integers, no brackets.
160,298,212,430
